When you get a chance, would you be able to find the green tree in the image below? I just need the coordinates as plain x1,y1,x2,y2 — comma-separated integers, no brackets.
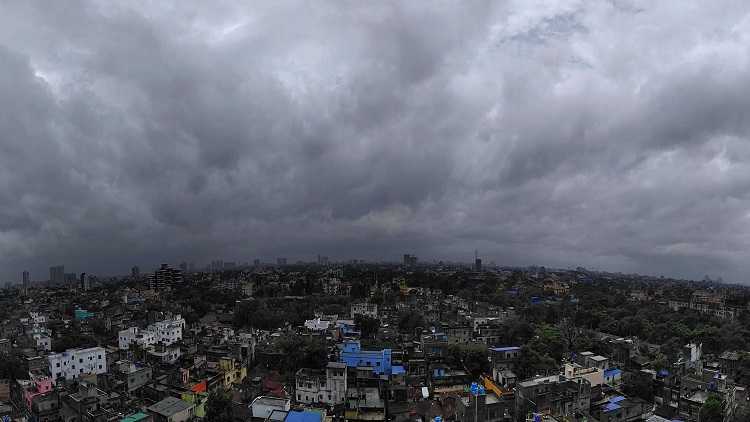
355,315,380,340
622,372,654,402
398,311,426,334
700,395,723,422
206,390,232,422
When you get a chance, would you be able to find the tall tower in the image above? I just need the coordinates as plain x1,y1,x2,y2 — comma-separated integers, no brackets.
22,271,30,296
49,265,65,285
474,250,482,272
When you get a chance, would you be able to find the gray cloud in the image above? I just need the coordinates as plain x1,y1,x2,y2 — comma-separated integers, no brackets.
2,0,750,282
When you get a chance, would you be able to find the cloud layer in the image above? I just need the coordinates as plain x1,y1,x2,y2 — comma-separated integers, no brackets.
2,0,750,281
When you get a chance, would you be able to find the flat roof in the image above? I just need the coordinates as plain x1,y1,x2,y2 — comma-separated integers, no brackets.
489,346,520,352
591,355,608,361
147,396,193,416
253,396,290,406
518,375,560,388
285,411,322,422
121,412,150,422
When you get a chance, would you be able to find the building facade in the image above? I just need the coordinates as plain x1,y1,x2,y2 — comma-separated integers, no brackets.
48,347,107,382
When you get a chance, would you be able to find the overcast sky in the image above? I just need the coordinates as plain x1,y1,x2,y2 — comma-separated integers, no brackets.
2,1,750,282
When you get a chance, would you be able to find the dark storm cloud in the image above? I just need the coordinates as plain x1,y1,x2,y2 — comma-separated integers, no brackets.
2,0,750,281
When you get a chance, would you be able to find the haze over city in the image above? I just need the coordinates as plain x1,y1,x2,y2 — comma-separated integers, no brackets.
3,1,750,282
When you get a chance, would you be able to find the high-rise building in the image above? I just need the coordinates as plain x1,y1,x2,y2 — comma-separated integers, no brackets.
49,266,65,285
131,266,140,278
22,271,30,296
150,264,183,290
277,258,287,266
210,260,224,272
64,273,77,290
253,259,261,266
80,273,88,291
403,254,418,267
179,262,188,272
474,250,482,272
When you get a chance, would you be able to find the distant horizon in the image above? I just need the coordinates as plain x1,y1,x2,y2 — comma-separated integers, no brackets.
4,257,736,287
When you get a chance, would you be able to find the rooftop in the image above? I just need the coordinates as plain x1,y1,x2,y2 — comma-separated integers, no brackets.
518,375,560,388
285,410,322,422
121,412,150,422
489,346,520,352
252,396,290,407
147,396,193,416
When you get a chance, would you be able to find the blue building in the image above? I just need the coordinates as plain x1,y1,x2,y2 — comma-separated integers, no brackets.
339,340,392,375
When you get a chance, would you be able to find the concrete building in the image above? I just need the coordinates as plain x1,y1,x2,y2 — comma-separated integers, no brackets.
591,395,650,422
350,302,378,319
250,396,291,421
147,396,195,422
119,315,185,350
49,265,65,285
564,362,604,387
149,264,183,290
403,254,418,267
340,341,392,375
119,327,157,350
48,347,107,382
515,375,591,422
22,270,30,296
148,315,185,346
295,362,347,405
455,392,513,422
148,344,181,365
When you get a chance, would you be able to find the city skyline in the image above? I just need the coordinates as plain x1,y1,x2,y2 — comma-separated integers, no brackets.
3,2,750,282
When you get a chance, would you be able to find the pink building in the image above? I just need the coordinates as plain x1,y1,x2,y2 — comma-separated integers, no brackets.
23,375,53,409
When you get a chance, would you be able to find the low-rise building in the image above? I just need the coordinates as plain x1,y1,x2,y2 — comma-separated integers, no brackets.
295,362,347,405
340,341,392,375
350,303,378,319
515,375,591,422
251,396,291,421
48,347,107,382
147,396,195,422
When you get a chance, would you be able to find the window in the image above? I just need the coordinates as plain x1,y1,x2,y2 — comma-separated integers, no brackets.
56,363,60,368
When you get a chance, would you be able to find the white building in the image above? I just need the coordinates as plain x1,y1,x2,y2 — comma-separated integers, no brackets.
48,347,107,381
350,302,378,319
250,396,290,421
147,315,185,346
34,334,51,352
295,362,347,405
304,318,332,332
118,327,157,350
148,344,181,364
118,314,185,350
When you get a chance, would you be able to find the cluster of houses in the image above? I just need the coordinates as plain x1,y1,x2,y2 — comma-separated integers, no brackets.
0,264,749,422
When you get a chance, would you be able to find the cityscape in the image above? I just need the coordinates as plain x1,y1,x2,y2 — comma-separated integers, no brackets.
1,259,750,422
3,1,750,422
